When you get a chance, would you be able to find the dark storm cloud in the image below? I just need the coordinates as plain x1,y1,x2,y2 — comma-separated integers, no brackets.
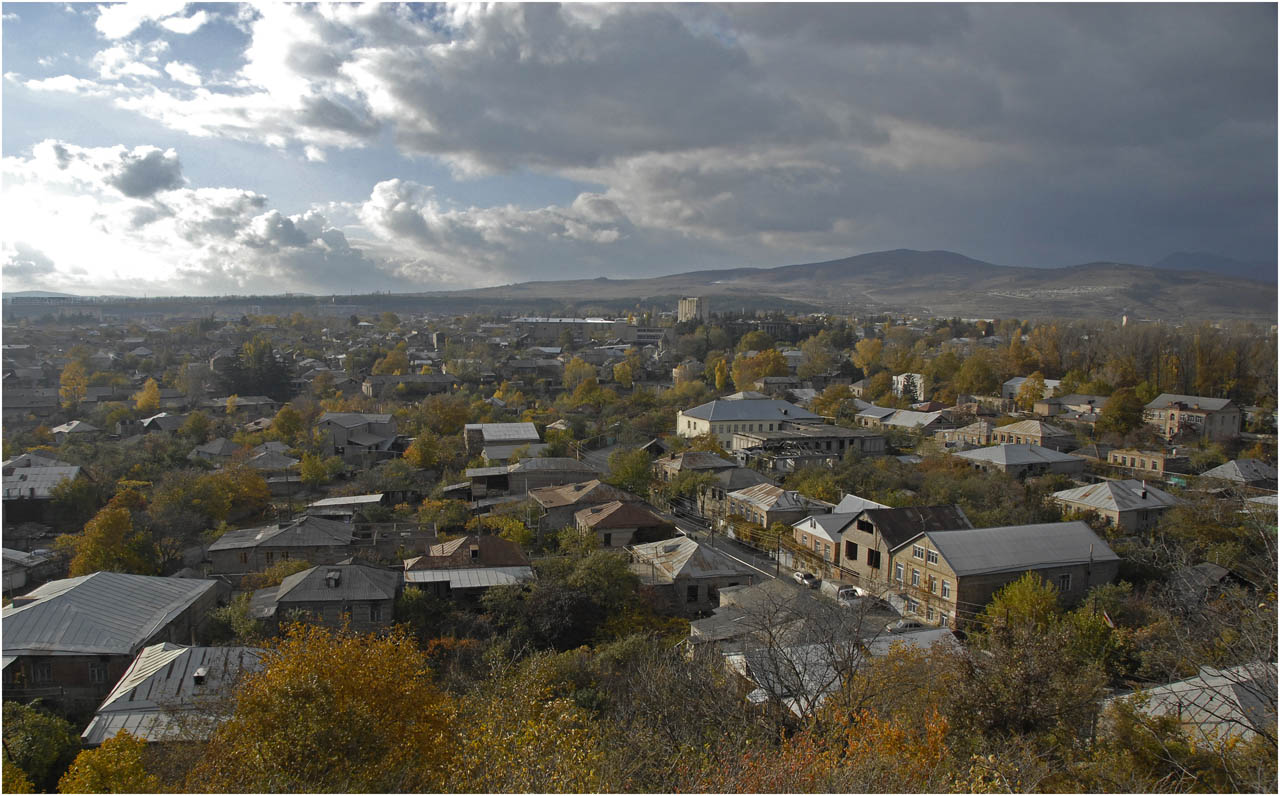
105,147,185,198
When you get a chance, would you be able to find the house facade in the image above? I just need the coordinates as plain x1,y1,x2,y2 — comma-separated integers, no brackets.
1143,394,1240,441
835,505,971,595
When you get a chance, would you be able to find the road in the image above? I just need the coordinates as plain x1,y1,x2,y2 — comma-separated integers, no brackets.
667,501,783,581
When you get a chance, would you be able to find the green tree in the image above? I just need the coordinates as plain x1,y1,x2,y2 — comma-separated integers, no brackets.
179,410,212,443
797,332,838,380
403,434,440,469
954,351,1000,396
612,361,634,389
271,404,304,443
1096,387,1144,436
57,731,160,794
2,702,81,792
606,448,654,497
737,330,774,353
59,360,89,409
563,357,597,391
300,453,343,487
132,377,161,413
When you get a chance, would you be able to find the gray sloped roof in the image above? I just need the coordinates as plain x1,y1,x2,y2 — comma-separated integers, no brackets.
793,513,860,541
1144,393,1234,411
3,465,81,499
954,444,1082,466
1115,663,1277,743
1052,479,1181,512
83,644,265,745
463,422,540,442
630,536,758,582
925,521,1118,577
857,505,972,550
2,573,219,657
1201,459,1278,484
403,567,534,589
190,437,242,457
271,563,400,604
833,494,889,514
681,398,820,423
317,412,392,427
208,516,355,551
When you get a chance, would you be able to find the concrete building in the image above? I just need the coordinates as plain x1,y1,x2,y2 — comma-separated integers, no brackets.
678,296,709,324
953,444,1086,478
677,395,822,447
1051,479,1181,532
630,536,758,615
1143,394,1240,441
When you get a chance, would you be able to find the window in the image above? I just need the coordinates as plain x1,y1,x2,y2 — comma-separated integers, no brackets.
1057,573,1072,592
89,662,108,684
686,585,699,603
941,580,951,598
926,606,935,621
369,604,382,622
929,576,937,594
32,663,52,684
911,569,920,587
856,519,874,532
867,549,881,569
280,551,289,560
939,613,949,628
926,549,938,565
912,545,925,559
264,551,274,564
823,543,831,560
846,541,858,561
603,533,612,547
894,563,904,582
905,597,919,614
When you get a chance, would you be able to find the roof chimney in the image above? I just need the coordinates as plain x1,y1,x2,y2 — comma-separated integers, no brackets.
325,569,341,588
192,666,208,686
1140,480,1148,499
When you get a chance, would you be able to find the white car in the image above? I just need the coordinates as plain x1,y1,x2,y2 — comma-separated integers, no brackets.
885,619,925,633
793,571,820,588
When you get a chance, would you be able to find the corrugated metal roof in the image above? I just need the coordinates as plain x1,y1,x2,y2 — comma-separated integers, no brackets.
1052,479,1181,512
576,500,669,529
83,644,264,744
463,422,540,442
833,494,889,513
881,410,943,428
630,536,757,582
1202,459,1277,484
998,419,1072,437
1144,393,1234,412
793,513,859,541
925,521,1118,577
681,398,820,423
308,493,385,508
208,516,354,551
3,465,81,499
403,567,534,588
272,563,400,603
2,573,218,657
528,480,636,509
954,444,1081,466
1113,663,1276,743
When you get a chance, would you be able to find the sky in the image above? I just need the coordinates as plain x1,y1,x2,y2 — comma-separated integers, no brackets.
1,2,1275,297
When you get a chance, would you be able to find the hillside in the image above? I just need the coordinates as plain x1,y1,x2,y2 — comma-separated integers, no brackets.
429,249,1277,320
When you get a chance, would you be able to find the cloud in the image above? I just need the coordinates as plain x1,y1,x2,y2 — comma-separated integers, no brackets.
93,1,202,39
2,242,58,289
105,147,184,198
163,61,202,86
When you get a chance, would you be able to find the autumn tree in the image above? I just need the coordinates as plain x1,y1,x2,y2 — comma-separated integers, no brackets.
57,730,160,794
60,502,157,577
179,410,212,443
299,453,343,487
953,350,1000,396
1096,387,1145,436
852,337,884,374
403,433,440,469
271,404,304,444
713,359,729,392
418,499,471,532
612,361,634,389
563,357,597,391
132,377,161,413
186,625,452,792
59,360,89,409
1014,371,1047,411
736,329,774,353
372,344,410,375
731,348,788,391
2,702,81,792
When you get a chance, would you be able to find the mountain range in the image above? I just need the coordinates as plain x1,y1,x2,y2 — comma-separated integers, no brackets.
429,249,1276,321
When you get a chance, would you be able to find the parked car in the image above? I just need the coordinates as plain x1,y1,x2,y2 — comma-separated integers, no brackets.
793,571,820,588
839,591,895,613
836,585,872,604
885,618,925,633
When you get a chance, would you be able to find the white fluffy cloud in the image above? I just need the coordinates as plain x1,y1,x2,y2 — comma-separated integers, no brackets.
94,1,207,39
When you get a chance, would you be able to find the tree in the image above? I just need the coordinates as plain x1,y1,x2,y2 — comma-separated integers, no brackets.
954,351,1000,396
1015,371,1046,412
60,503,157,577
731,349,788,391
372,346,410,375
59,360,89,409
737,330,773,353
418,499,471,532
606,448,654,497
612,361,634,389
57,731,160,794
271,405,304,443
49,476,102,531
466,514,534,548
132,377,160,413
811,384,854,417
3,757,35,794
2,702,81,792
185,625,452,792
179,410,212,443
403,434,440,469
300,453,343,487
1096,387,1144,436
713,359,729,392
852,338,884,374
563,357,597,391
797,332,838,379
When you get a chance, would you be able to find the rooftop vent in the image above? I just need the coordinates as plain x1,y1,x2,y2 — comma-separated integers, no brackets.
192,666,209,686
325,569,341,588
469,545,480,560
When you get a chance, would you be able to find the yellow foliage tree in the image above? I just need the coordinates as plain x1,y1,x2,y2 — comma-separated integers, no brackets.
59,360,89,410
57,731,160,794
60,500,157,577
132,378,160,413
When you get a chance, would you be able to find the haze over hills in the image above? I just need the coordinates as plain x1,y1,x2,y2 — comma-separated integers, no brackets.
429,249,1277,321
1151,252,1276,283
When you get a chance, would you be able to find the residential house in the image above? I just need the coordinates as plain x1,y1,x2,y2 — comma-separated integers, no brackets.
895,521,1120,627
465,457,601,500
730,422,885,474
1033,393,1106,420
987,419,1077,451
836,505,972,596
316,412,398,464
250,563,401,633
629,536,759,615
403,535,534,599
1107,663,1277,744
2,456,86,523
1143,394,1240,441
935,420,995,448
1002,376,1062,401
206,516,357,578
575,500,675,548
82,644,265,745
1051,479,1181,532
2,572,226,713
652,451,739,482
953,444,1086,478
304,493,388,523
362,373,457,398
725,483,830,530
1107,448,1190,478
676,395,822,447
49,420,101,444
187,437,243,465
528,480,641,533
463,422,542,455
879,409,949,433
2,548,61,593
694,466,778,524
892,373,926,401
1200,459,1278,489
791,513,860,580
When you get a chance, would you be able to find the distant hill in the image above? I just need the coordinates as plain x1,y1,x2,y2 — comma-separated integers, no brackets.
2,290,83,298
1153,252,1275,283
429,249,1276,321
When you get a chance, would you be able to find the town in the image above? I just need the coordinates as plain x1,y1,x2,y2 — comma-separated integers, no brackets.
2,295,1275,792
